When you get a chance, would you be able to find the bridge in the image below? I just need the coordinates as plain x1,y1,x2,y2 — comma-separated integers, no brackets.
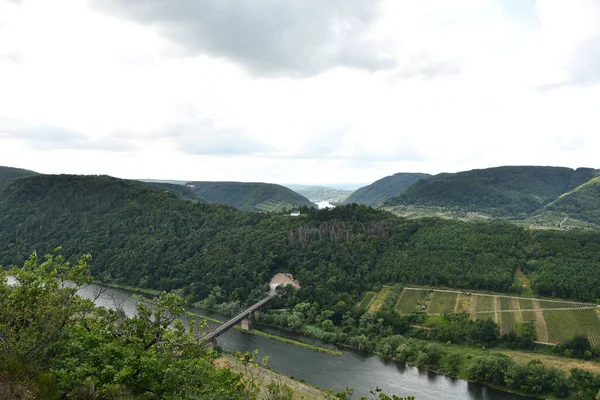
202,291,278,343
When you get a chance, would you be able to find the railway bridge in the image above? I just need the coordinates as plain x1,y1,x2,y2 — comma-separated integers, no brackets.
201,291,278,343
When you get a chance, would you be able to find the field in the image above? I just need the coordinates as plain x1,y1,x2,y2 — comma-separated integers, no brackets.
544,308,600,346
387,287,600,345
368,287,392,312
474,295,495,316
358,292,376,309
427,291,458,314
396,289,428,314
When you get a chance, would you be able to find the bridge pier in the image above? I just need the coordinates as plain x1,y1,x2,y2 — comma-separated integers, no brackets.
253,309,261,319
241,318,251,330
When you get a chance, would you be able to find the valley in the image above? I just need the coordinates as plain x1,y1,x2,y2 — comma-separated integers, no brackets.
2,166,600,399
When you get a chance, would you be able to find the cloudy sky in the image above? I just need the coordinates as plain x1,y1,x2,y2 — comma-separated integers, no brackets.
1,0,599,186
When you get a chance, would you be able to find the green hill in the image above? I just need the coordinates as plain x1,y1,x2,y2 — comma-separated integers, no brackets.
385,166,594,216
545,175,600,224
0,166,38,187
1,172,600,306
342,172,430,207
186,181,315,211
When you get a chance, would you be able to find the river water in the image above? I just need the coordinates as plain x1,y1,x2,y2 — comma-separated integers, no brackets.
73,283,532,400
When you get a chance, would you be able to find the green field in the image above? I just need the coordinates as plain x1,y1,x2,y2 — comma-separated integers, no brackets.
519,299,536,323
474,295,495,318
396,289,426,314
369,287,392,312
499,297,518,334
544,309,600,345
358,291,376,309
427,291,458,314
536,300,590,309
379,287,600,345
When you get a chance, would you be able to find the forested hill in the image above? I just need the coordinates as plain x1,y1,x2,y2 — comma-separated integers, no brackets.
385,166,599,216
545,175,600,224
0,166,38,187
141,181,206,202
342,172,431,207
2,172,600,308
186,181,315,211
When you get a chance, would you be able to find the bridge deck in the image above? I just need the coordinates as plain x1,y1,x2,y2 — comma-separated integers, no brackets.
202,292,277,342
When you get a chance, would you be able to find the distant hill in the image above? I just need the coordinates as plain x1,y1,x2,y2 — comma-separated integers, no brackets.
286,185,353,203
545,174,600,224
186,181,315,212
140,181,205,202
385,166,595,216
342,173,431,207
0,166,38,187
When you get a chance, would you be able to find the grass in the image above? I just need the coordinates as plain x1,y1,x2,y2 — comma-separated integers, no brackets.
543,308,600,345
519,299,537,323
427,291,458,314
513,269,532,296
474,295,495,317
358,291,376,309
499,298,518,334
396,289,425,314
368,287,392,312
215,355,326,399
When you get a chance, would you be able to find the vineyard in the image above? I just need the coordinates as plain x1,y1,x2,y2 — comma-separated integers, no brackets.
544,309,600,346
428,291,458,314
388,287,600,345
396,289,427,314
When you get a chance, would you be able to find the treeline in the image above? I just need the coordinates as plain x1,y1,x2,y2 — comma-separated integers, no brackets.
1,174,600,312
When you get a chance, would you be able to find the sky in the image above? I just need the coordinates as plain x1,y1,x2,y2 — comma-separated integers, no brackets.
1,0,599,186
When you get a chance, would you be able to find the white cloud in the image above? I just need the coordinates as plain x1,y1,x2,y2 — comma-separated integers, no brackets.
0,0,598,185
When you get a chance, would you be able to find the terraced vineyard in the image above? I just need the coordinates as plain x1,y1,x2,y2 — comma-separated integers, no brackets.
372,286,600,345
428,291,458,314
474,295,495,319
396,289,427,314
519,299,536,323
544,308,600,345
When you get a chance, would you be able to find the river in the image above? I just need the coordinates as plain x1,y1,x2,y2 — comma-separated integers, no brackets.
73,283,532,400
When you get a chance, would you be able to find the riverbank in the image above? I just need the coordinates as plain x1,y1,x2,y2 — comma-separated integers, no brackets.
121,286,599,399
215,354,326,399
130,294,341,356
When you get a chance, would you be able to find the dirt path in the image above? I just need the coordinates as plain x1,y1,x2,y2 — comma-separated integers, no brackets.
494,296,501,324
533,300,550,343
469,294,477,318
395,288,406,311
454,293,461,313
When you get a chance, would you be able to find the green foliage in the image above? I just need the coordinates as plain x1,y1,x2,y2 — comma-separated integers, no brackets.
385,166,596,216
141,181,206,202
342,173,430,207
528,230,600,301
0,165,38,188
0,250,248,399
186,181,315,211
546,175,600,225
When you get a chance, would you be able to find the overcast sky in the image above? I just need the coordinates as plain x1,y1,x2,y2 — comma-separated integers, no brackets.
1,0,599,185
